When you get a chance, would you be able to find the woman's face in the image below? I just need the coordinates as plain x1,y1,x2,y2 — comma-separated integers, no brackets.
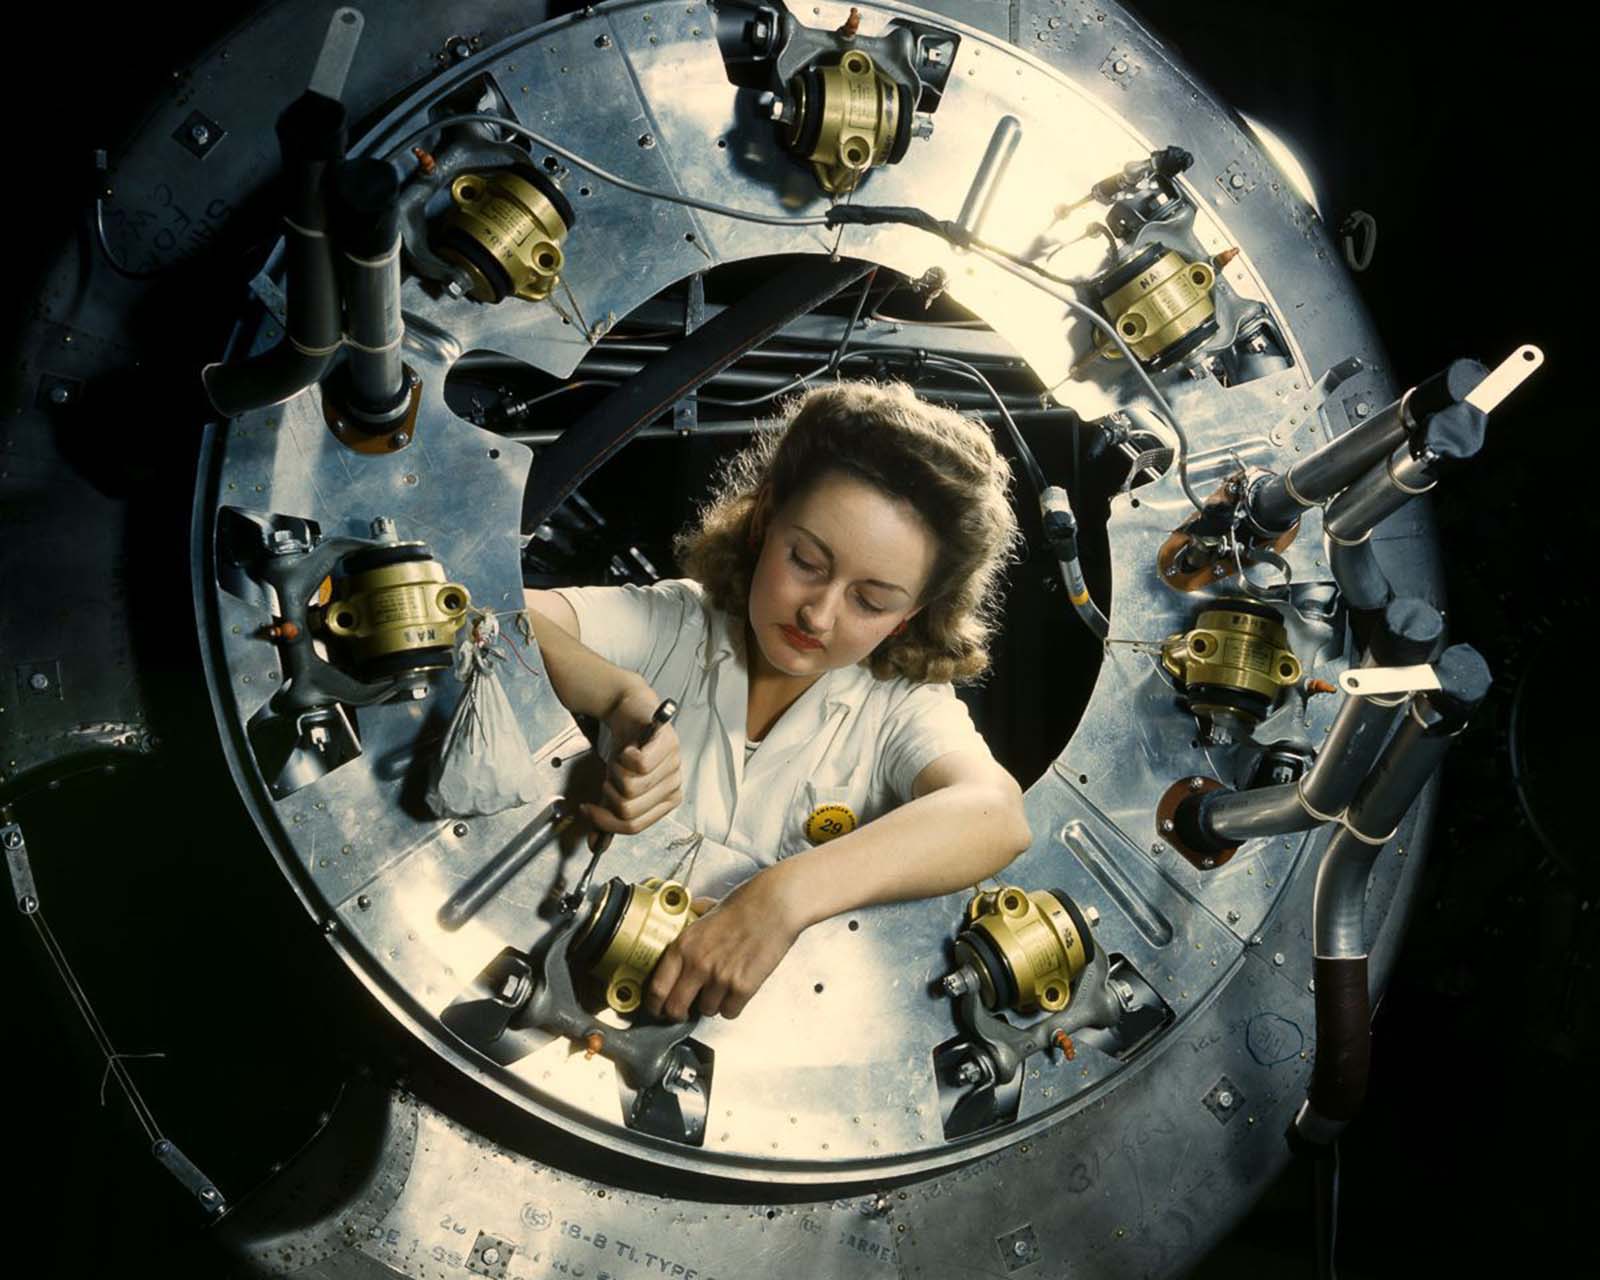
746,470,938,681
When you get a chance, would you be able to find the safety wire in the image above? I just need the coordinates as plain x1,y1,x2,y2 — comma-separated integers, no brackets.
24,904,166,1142
380,112,1204,515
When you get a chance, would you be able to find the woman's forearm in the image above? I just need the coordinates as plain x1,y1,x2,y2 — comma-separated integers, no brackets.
763,782,1032,932
524,605,650,721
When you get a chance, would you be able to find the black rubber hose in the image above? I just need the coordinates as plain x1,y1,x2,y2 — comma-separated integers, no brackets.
521,257,873,531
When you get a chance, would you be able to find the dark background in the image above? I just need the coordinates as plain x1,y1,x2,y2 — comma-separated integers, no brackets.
1,2,1586,1276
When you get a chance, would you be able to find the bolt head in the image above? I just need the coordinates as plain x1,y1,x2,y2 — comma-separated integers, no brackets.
390,431,410,448
595,33,612,48
1212,562,1228,576
941,972,966,998
482,1247,500,1265
1189,776,1205,791
28,673,49,690
446,280,465,299
452,822,469,838
1227,909,1241,923
1150,842,1164,856
48,385,70,404
357,895,372,911
1014,1240,1029,1256
1085,906,1100,926
638,133,656,149
1355,401,1371,418
1113,58,1129,73
1159,818,1175,834
1217,1091,1234,1108
191,123,210,145
1230,172,1246,189
1273,952,1286,966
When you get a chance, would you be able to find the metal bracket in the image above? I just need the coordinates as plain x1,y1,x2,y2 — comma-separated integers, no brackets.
153,1137,228,1216
4,818,39,913
1338,664,1440,698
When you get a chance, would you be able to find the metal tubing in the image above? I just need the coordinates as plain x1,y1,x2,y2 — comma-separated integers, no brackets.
343,238,406,416
1197,783,1314,844
1299,692,1406,817
1322,446,1435,543
437,800,568,931
1250,392,1411,531
956,115,1022,242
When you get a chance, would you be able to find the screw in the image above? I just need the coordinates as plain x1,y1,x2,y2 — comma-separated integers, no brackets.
1217,1091,1234,1109
1230,172,1246,189
451,39,471,60
1189,777,1205,791
191,123,211,146
1227,909,1240,924
1150,842,1164,856
868,1195,890,1215
28,673,49,691
941,972,967,998
1014,1240,1029,1257
955,1061,985,1085
1212,562,1228,576
1159,818,1175,834
595,34,611,48
1354,401,1371,418
671,1064,698,1088
1113,58,1129,73
1247,335,1268,353
370,516,396,539
638,133,655,148
357,895,371,911
911,116,935,141
1273,952,1285,966
19,895,38,913
452,822,469,838
1164,564,1177,577
48,385,70,405
482,1247,500,1265
390,431,410,448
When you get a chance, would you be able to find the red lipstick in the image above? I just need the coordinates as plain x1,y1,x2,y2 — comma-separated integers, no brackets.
779,624,823,652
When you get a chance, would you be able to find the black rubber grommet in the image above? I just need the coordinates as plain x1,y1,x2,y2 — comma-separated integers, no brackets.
1147,315,1220,372
1095,244,1165,300
436,226,515,302
1187,683,1274,723
789,67,826,158
960,926,1018,1011
1051,889,1096,967
1206,599,1284,624
571,878,632,969
356,648,451,679
888,83,914,164
338,543,436,576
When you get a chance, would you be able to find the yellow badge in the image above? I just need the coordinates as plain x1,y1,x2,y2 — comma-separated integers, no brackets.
804,803,858,845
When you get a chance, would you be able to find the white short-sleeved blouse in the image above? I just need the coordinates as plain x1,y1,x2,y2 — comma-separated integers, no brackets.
551,578,992,866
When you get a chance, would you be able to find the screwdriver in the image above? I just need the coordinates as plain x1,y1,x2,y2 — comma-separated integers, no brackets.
563,698,677,913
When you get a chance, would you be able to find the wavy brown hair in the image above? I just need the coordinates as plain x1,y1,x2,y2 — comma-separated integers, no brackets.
674,380,1021,683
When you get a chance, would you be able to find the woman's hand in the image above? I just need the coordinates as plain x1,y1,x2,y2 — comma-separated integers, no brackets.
580,683,683,851
645,870,804,1021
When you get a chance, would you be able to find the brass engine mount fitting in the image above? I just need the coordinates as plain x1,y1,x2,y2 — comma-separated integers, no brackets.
318,544,471,679
435,169,575,303
571,877,702,1014
1094,244,1218,369
954,885,1094,1014
783,50,912,195
1161,602,1301,741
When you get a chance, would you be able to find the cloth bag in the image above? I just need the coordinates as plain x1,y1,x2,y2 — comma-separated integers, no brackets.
425,613,541,817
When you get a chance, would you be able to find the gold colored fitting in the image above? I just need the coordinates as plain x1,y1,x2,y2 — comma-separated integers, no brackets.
438,170,569,303
1098,250,1216,364
582,878,701,1014
956,886,1090,1014
321,555,471,663
1161,607,1302,710
785,51,903,195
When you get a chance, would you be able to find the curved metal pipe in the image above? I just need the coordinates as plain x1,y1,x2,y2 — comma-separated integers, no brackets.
202,91,348,417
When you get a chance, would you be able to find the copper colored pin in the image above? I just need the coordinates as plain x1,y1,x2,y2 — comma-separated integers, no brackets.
583,1032,605,1060
1053,1030,1077,1061
412,146,437,176
1305,678,1338,696
837,6,861,37
267,620,300,642
1212,246,1240,271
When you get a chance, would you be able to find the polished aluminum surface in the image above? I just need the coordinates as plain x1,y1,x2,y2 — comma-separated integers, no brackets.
177,0,1447,1273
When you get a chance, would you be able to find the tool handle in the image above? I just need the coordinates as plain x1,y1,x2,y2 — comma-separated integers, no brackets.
589,699,679,858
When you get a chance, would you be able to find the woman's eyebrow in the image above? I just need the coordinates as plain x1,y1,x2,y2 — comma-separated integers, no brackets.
792,524,910,596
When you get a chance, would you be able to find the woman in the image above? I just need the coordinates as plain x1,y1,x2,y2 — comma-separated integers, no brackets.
524,380,1031,1023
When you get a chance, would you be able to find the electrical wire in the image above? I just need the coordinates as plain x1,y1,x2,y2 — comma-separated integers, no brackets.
920,352,1049,500
827,268,879,374
379,111,832,229
380,112,1203,512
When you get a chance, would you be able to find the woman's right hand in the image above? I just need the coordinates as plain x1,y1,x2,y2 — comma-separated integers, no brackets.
582,682,684,850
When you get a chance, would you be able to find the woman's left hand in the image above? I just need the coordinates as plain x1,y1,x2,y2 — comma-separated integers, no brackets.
645,869,803,1021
